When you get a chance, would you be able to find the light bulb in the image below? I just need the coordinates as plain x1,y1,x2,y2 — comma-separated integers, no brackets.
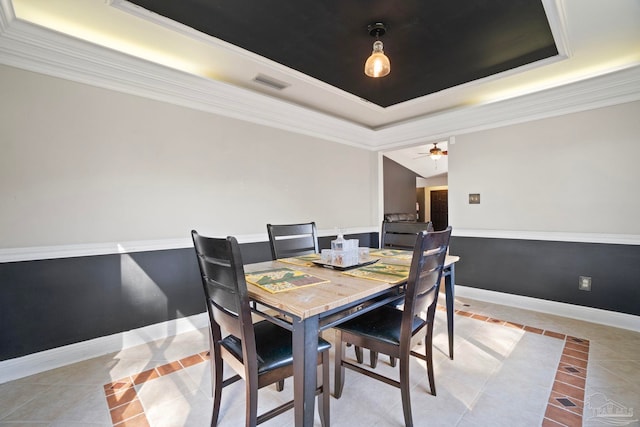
364,41,390,78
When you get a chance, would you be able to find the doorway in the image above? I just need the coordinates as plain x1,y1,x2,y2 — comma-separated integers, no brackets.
430,190,448,231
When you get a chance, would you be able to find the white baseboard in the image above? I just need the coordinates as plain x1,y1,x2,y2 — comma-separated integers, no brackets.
456,286,640,332
0,313,209,384
3,289,638,385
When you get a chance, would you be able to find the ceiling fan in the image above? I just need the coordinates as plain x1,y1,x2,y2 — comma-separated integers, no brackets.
416,143,448,161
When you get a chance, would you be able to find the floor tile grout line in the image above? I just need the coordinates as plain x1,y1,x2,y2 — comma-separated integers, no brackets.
100,304,590,427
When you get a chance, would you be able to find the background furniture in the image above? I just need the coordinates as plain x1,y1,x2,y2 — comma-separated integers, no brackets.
267,222,319,259
381,220,434,250
191,231,331,426
333,227,452,427
383,212,418,222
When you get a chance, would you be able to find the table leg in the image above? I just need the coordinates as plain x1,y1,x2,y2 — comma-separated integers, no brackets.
292,314,319,427
444,264,456,359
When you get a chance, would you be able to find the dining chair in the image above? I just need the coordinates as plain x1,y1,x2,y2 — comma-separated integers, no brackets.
381,220,434,249
191,230,331,427
363,220,435,368
333,227,452,427
266,222,319,259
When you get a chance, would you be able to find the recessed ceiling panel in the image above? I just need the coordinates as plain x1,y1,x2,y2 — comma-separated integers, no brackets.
128,0,558,108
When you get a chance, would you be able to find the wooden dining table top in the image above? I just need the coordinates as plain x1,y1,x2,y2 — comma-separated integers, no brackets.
245,254,459,320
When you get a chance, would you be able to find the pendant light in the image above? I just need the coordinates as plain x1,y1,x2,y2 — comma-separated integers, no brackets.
364,23,390,78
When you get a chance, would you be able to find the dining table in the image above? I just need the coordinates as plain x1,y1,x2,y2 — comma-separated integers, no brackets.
245,250,460,427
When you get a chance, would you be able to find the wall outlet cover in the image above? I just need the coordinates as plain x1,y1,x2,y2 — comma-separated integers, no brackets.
579,276,592,291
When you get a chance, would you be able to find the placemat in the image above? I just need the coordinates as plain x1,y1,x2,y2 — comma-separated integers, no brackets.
245,267,329,293
342,262,410,284
277,253,321,267
369,249,413,260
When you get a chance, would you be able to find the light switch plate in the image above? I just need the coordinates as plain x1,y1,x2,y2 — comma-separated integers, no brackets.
579,276,592,291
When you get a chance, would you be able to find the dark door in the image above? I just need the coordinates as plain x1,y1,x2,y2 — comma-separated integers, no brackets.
430,190,448,231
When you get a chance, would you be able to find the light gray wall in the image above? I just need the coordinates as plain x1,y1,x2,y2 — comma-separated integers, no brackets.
449,100,640,234
383,156,418,215
417,175,448,188
0,65,379,248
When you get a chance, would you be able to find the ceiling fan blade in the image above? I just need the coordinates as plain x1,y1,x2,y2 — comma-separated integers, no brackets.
443,151,448,155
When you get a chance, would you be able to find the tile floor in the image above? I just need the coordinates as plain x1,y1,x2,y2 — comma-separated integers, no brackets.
1,296,639,427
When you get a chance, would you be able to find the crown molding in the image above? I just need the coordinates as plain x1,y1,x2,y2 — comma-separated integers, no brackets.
375,64,640,150
542,0,572,59
0,0,13,32
108,0,384,114
0,7,374,148
1,1,639,152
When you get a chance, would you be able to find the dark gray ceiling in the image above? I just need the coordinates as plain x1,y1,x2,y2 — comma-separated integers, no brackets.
129,0,558,108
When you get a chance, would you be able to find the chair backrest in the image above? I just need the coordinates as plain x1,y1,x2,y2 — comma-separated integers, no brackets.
401,227,452,340
380,221,433,250
191,231,257,370
384,213,417,223
267,222,319,260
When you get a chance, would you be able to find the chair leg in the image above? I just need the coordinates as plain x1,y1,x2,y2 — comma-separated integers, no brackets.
399,354,414,427
389,356,396,367
425,326,436,396
275,380,284,392
318,350,330,427
334,330,345,399
369,350,378,368
245,372,259,427
210,350,223,427
354,345,363,364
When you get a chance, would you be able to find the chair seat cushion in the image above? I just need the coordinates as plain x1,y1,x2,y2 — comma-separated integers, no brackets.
335,305,425,346
221,320,331,374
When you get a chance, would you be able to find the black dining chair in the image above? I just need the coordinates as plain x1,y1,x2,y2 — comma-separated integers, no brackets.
381,220,434,249
267,222,319,260
333,227,452,427
363,220,435,368
191,230,331,427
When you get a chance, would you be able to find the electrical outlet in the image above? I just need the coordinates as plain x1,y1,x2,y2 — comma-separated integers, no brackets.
579,276,591,291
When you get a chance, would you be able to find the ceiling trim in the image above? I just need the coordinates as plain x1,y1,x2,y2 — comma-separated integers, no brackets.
542,0,571,59
0,6,374,148
1,1,640,152
0,0,12,30
108,0,385,115
375,64,640,151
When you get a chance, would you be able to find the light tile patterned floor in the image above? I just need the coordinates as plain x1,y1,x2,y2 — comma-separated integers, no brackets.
1,296,639,427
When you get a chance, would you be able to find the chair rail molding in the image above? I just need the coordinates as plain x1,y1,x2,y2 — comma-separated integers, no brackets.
452,229,640,246
0,226,380,262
